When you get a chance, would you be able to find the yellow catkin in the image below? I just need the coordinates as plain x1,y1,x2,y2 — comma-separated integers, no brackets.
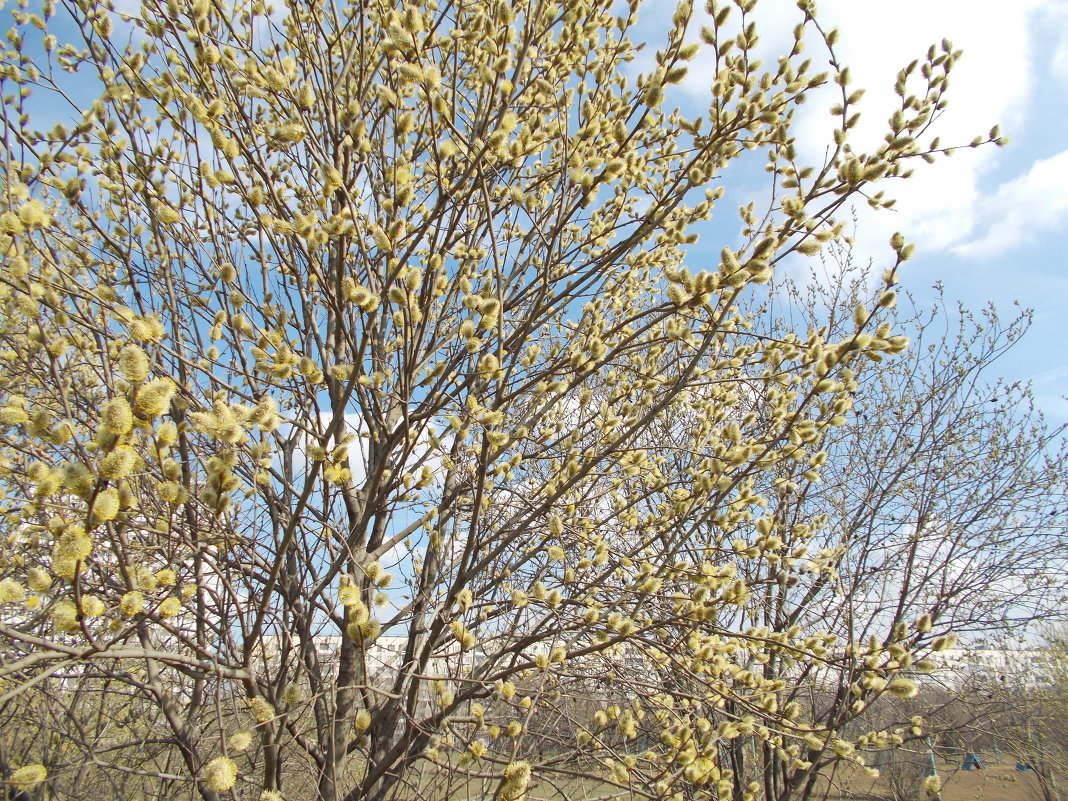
135,379,176,417
118,344,150,381
203,757,238,791
11,764,47,790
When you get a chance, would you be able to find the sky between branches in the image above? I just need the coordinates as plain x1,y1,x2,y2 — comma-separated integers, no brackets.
633,0,1068,423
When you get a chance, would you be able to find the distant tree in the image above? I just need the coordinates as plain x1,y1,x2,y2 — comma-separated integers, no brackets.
976,629,1068,801
0,0,1016,800
567,251,1067,801
731,261,1067,801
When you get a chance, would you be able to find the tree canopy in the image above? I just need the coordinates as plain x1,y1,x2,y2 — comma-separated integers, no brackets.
0,0,1055,800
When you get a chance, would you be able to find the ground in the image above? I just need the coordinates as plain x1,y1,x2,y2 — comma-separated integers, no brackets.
819,758,1063,801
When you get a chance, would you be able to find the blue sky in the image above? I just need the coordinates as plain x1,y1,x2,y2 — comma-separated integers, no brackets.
632,0,1068,424
810,0,1068,426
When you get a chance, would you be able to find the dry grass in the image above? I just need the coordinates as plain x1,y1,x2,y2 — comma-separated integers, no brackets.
817,758,1063,801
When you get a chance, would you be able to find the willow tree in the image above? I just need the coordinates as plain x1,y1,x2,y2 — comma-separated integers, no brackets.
693,258,1068,801
0,0,992,799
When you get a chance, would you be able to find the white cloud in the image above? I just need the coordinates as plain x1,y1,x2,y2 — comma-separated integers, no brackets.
783,0,1043,259
636,0,1061,263
1041,2,1068,81
950,149,1068,258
